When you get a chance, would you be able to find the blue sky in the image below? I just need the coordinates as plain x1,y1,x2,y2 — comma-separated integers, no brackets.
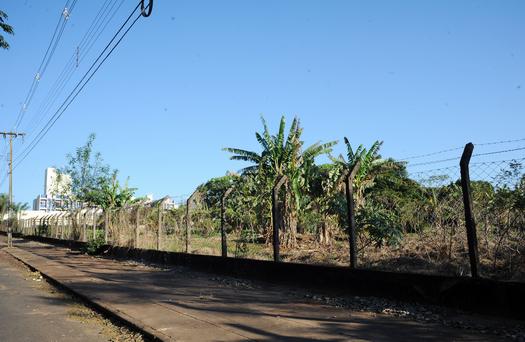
1,0,524,204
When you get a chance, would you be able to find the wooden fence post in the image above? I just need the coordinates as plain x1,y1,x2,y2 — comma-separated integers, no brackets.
460,142,480,278
344,160,361,269
221,187,234,257
272,175,287,262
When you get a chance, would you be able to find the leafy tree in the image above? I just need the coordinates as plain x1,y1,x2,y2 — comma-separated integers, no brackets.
0,10,14,50
331,137,388,208
224,115,336,246
84,171,137,209
60,133,111,204
0,193,8,215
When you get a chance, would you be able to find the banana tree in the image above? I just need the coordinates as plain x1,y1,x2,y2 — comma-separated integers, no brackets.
331,137,389,208
224,115,336,247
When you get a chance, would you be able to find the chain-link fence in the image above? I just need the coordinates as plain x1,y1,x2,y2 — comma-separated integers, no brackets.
5,143,524,282
355,164,472,276
470,157,525,280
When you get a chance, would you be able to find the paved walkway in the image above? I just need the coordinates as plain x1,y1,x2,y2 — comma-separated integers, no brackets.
0,249,128,342
2,237,505,341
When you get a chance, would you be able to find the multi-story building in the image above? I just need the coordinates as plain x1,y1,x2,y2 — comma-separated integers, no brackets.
33,168,73,212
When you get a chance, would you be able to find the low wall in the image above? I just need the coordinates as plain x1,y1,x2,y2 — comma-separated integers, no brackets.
9,233,525,320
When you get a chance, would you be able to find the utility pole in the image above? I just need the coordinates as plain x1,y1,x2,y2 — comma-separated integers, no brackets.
1,131,25,247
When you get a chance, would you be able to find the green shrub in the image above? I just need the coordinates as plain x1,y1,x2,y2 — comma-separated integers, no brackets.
84,230,106,255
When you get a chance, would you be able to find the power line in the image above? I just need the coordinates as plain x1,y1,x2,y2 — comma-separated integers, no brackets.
14,2,150,169
12,0,79,131
24,0,126,137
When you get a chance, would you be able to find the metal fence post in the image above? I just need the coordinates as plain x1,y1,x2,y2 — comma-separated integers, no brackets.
460,142,480,278
344,160,361,269
272,175,287,262
221,187,234,257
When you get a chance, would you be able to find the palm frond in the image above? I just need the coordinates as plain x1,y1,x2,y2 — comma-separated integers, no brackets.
260,115,275,152
276,115,286,148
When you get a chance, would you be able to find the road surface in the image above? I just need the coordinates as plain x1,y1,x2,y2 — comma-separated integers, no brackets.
0,248,142,342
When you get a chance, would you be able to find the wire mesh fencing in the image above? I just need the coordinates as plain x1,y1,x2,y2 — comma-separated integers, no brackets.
355,164,471,276
469,157,525,280
7,142,524,282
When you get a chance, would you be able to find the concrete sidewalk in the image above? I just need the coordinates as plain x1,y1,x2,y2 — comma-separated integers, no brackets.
1,238,505,341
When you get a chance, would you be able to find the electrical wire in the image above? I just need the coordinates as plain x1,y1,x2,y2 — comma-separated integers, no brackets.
24,0,126,138
12,0,79,131
14,2,147,169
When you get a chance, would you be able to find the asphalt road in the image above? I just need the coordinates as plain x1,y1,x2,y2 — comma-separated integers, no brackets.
0,248,138,342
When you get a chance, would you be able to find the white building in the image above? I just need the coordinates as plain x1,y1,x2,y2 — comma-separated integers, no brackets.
44,167,71,197
33,168,73,212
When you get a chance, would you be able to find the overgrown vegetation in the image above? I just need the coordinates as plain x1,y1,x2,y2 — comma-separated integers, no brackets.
9,118,524,281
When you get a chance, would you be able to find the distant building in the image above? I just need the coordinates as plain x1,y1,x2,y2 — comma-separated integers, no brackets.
44,167,71,197
144,195,178,210
33,168,74,212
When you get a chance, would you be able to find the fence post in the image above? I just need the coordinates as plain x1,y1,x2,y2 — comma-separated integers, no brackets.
272,175,287,262
185,190,200,254
344,160,361,269
185,199,191,253
157,203,163,250
135,206,140,249
92,209,96,240
460,142,480,278
82,211,87,242
221,187,234,257
104,210,109,244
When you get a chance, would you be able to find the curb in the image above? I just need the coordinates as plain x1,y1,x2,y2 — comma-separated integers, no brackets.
3,247,170,342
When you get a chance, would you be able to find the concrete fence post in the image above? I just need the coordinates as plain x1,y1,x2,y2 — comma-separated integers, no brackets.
272,175,287,262
344,160,361,269
157,203,163,251
221,187,234,258
135,206,140,249
460,143,480,278
104,210,109,244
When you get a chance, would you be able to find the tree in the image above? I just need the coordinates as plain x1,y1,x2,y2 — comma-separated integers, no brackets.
331,138,409,247
0,10,14,50
60,133,111,204
0,193,9,218
224,115,336,246
84,171,137,210
332,137,391,208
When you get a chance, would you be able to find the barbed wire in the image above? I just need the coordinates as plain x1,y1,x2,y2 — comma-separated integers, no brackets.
399,138,525,161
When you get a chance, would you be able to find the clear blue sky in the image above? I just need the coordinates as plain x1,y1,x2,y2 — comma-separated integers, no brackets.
1,0,524,205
